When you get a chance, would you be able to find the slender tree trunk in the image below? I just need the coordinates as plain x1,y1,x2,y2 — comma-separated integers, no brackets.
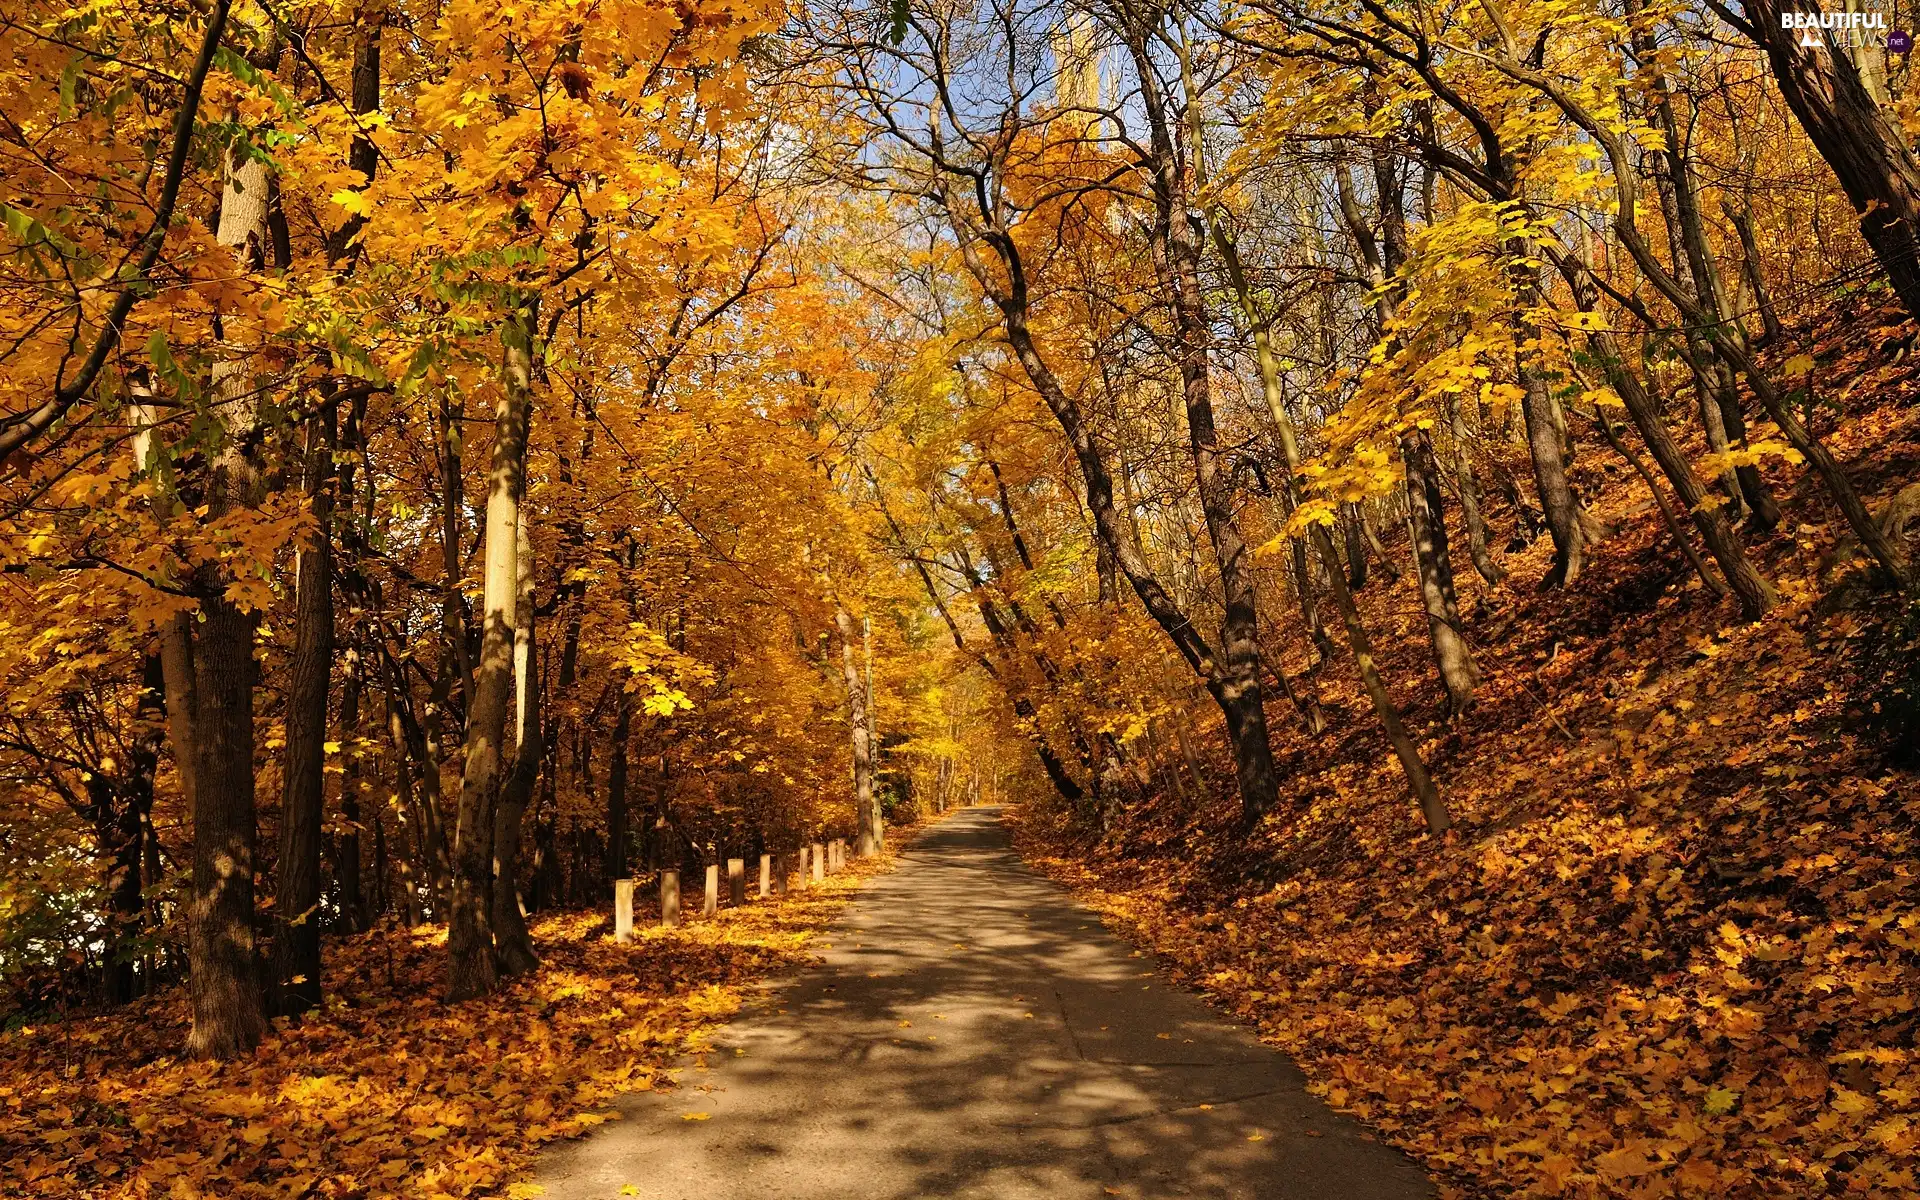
384,652,453,906
104,654,165,1003
1130,27,1279,823
1359,504,1402,582
491,515,540,977
371,806,388,919
1341,503,1371,589
1587,402,1727,598
324,21,380,266
1313,524,1450,835
273,410,335,1016
605,692,630,881
337,641,366,933
864,615,882,851
318,24,379,937
159,613,198,816
1724,201,1785,345
1445,394,1505,585
1208,220,1336,665
836,607,879,856
447,296,537,1000
1402,431,1478,713
1516,336,1586,586
439,390,473,721
1585,332,1776,618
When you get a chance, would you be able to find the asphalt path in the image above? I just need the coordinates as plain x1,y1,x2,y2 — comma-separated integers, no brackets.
528,806,1434,1199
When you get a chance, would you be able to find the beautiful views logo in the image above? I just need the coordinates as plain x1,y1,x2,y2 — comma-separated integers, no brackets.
1779,6,1896,48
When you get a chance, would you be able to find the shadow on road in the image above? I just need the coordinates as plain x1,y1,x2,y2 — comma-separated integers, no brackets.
530,807,1434,1199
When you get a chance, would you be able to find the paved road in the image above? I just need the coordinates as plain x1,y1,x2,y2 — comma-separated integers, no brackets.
529,807,1434,1199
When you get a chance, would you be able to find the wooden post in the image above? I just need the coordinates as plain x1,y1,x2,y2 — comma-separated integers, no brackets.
704,863,719,915
728,857,746,906
660,869,680,929
758,854,771,899
812,842,825,883
776,852,790,895
614,878,635,944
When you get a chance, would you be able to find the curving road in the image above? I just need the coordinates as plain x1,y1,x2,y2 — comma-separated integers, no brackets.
528,806,1434,1199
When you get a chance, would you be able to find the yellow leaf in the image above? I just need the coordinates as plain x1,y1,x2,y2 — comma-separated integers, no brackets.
1595,1144,1656,1178
1832,1088,1876,1115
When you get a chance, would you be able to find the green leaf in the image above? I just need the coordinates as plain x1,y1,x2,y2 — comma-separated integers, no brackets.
58,56,83,120
213,45,300,118
146,329,201,402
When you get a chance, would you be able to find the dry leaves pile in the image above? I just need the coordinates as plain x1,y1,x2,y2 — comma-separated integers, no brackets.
0,852,899,1198
1013,340,1920,1198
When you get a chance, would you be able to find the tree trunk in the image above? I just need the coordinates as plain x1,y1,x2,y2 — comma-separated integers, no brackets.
273,410,335,1016
1724,201,1785,345
1262,136,1445,829
439,390,473,722
159,612,198,816
1402,430,1478,713
1341,503,1370,589
836,607,879,857
104,654,165,1004
1516,343,1586,586
336,640,366,932
1550,246,1776,616
1129,28,1279,824
1588,402,1728,598
1586,332,1777,618
1445,394,1506,585
1313,524,1450,835
491,515,540,977
1742,0,1920,320
605,692,630,881
186,137,273,1060
447,296,537,1000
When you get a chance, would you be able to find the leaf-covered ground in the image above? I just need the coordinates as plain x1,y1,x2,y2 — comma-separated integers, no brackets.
0,837,922,1199
1011,317,1920,1198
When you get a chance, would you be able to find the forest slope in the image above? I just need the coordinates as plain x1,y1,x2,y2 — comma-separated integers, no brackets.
1013,303,1920,1200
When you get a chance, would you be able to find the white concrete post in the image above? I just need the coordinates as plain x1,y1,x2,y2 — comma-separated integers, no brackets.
660,870,680,928
614,878,635,944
